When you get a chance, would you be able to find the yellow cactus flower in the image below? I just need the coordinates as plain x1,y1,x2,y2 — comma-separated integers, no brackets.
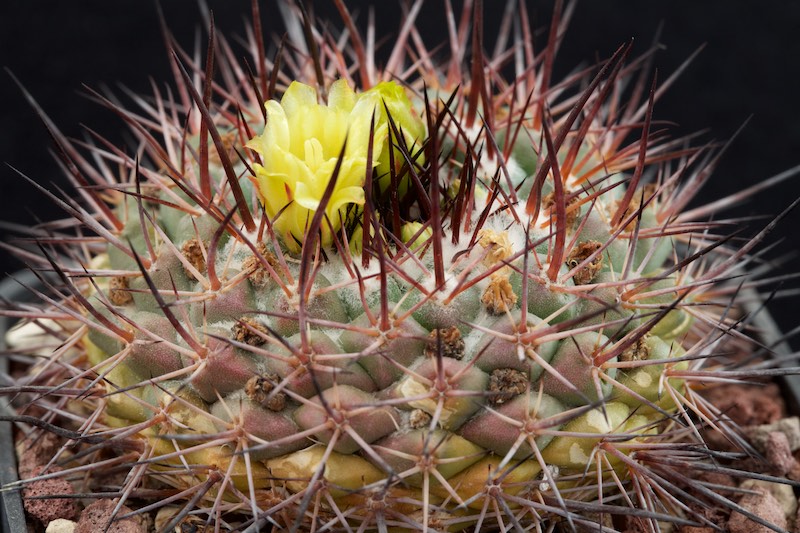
247,80,378,251
247,79,425,252
358,81,427,192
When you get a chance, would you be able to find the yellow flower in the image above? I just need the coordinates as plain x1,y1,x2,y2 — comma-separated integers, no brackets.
246,80,374,251
247,79,425,252
358,81,427,192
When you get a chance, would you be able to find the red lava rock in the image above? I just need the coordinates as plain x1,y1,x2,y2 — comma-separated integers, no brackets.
696,470,737,488
620,515,649,532
22,466,78,526
17,432,62,476
702,383,785,426
673,462,741,532
765,431,797,477
789,461,800,482
728,488,787,533
749,418,800,452
75,499,146,533
684,508,730,532
676,489,733,533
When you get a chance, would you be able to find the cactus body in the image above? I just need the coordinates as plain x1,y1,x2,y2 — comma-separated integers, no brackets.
2,3,795,532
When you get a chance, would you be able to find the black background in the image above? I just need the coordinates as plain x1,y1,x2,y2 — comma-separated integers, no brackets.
1,1,799,345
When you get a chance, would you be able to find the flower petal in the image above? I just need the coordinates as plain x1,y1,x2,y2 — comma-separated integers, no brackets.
328,79,356,112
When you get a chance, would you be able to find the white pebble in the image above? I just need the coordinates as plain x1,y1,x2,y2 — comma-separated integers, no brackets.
46,519,76,533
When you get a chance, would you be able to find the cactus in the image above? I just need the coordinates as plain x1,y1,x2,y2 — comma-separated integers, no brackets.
2,2,798,532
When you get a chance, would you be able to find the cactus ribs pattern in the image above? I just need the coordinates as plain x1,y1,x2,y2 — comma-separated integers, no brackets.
2,1,798,532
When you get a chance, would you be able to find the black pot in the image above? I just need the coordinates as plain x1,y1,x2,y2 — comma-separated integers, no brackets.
742,289,800,414
0,271,41,533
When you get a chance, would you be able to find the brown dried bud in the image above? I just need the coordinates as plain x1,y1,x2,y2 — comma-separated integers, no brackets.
619,335,651,362
408,409,432,429
477,229,514,266
245,374,286,412
109,276,133,306
565,240,603,285
481,274,518,314
542,190,579,229
181,238,206,279
232,317,270,346
488,368,528,405
615,183,658,230
242,242,281,287
424,326,465,359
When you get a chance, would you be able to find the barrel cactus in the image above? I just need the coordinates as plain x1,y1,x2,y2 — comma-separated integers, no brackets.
2,1,796,532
